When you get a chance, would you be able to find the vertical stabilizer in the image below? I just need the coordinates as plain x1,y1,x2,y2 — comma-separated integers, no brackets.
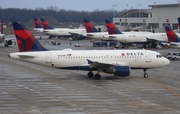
105,19,123,34
12,22,48,52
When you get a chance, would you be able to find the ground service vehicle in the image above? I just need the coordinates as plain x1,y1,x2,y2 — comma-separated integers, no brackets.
166,52,180,60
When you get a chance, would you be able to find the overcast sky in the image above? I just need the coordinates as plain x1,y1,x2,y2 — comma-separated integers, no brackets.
1,0,180,11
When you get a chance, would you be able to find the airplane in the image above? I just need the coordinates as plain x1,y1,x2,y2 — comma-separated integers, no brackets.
83,18,108,39
8,21,170,79
105,19,168,48
165,26,180,48
83,18,147,43
41,18,87,39
33,18,43,32
83,18,150,40
0,19,12,47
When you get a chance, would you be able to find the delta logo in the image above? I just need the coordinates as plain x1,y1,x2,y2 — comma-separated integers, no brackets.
121,52,144,56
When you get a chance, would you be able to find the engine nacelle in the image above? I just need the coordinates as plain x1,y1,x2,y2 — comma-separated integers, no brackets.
7,40,12,45
114,66,130,77
103,66,130,77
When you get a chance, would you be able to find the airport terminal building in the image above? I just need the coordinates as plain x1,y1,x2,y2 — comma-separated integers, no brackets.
113,3,180,32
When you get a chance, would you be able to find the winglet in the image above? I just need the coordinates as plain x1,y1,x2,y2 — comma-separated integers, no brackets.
165,26,180,42
83,18,99,33
12,22,48,52
41,18,54,29
105,19,123,34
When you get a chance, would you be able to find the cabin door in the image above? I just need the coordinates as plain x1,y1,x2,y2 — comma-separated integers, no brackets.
46,52,52,63
145,52,151,62
106,55,109,61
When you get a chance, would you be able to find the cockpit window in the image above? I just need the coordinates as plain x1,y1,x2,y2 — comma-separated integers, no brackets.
156,55,162,58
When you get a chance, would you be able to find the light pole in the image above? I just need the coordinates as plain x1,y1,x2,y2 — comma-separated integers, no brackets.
178,0,180,30
127,4,128,18
137,0,138,9
178,0,179,7
139,3,140,18
112,4,118,18
154,2,159,28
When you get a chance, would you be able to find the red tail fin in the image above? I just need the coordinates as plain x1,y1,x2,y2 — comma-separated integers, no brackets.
12,22,47,52
40,18,53,29
105,19,122,34
34,18,42,28
83,18,98,33
165,26,180,42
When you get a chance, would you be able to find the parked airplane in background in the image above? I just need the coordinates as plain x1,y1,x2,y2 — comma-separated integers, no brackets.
104,19,147,43
9,22,170,79
105,19,168,48
83,18,150,40
0,19,12,47
33,18,43,32
165,26,180,48
41,18,86,39
83,18,108,39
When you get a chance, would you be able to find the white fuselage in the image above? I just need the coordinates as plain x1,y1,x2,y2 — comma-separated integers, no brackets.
86,32,167,43
85,31,151,39
33,28,43,33
9,50,169,70
42,28,86,37
86,32,108,39
104,33,168,43
0,33,5,43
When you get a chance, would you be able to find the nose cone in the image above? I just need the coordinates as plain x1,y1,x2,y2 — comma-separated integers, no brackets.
163,58,170,66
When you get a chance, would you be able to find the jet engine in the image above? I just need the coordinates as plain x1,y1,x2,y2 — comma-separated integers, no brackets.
103,66,130,77
4,40,13,47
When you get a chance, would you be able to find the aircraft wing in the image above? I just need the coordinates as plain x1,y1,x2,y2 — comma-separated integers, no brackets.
87,59,129,69
69,32,87,38
146,37,165,42
69,32,83,36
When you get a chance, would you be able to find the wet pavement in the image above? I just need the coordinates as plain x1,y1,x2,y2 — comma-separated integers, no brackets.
0,37,180,114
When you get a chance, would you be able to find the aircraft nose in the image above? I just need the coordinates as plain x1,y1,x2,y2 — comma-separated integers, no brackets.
164,58,170,66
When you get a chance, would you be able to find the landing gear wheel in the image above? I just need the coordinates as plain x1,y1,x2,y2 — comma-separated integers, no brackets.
144,74,148,78
143,69,148,78
87,72,94,78
94,74,101,79
4,44,7,47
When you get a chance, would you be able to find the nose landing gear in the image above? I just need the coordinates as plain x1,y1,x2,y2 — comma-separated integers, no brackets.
143,69,148,78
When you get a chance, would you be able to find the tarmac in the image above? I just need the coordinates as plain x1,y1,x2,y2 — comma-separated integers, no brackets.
0,36,180,114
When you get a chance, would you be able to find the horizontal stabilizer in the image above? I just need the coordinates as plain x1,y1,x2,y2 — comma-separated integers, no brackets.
109,36,117,38
18,55,35,58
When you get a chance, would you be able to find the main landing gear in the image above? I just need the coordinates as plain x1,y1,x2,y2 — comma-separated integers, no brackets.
143,69,148,78
87,71,101,79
